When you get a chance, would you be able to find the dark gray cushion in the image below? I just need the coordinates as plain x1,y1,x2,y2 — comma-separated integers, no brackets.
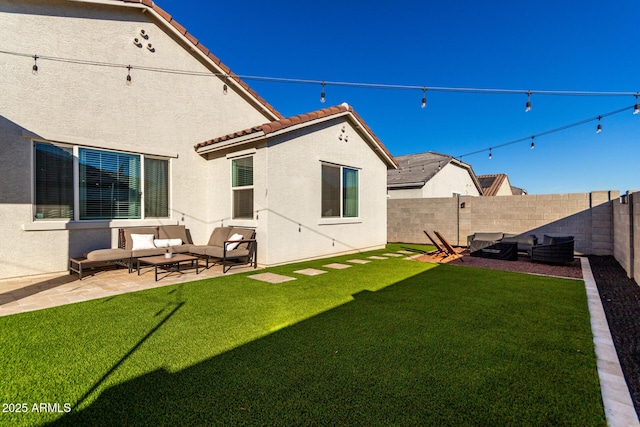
472,232,504,242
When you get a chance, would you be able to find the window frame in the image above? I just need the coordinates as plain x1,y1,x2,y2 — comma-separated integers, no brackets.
32,141,170,222
230,155,254,220
320,162,360,220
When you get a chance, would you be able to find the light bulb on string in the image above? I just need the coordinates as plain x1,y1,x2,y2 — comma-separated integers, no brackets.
320,82,326,103
489,148,492,159
530,136,535,150
634,94,639,115
525,91,531,112
126,65,132,86
421,88,427,108
596,116,602,134
32,55,38,75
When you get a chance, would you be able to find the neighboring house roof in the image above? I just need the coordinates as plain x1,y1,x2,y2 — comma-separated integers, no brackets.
511,185,528,195
92,0,282,121
477,173,513,196
194,103,399,169
387,151,483,193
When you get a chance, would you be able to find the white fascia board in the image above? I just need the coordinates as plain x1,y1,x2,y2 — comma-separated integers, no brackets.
195,131,266,155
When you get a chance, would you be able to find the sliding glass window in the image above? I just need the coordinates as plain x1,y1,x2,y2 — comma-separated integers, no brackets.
321,164,359,218
33,142,169,220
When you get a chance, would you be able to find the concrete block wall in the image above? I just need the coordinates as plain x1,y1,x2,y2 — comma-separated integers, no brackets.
613,191,639,282
613,196,632,276
388,191,619,256
634,193,640,283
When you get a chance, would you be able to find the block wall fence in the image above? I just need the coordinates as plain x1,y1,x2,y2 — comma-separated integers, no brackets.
387,190,640,283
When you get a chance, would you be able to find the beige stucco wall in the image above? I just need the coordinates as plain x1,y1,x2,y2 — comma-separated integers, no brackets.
0,0,272,279
203,116,389,266
387,163,480,199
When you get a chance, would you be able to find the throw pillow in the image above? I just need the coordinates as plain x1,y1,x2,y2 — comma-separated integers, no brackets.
131,234,156,250
225,233,244,251
153,238,182,248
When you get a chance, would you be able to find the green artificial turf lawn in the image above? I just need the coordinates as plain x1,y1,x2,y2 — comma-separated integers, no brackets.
0,244,605,426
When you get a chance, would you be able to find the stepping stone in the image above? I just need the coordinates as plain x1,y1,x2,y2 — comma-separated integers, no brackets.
294,268,327,276
368,256,388,260
323,263,352,270
383,253,403,257
346,259,371,264
247,273,296,284
397,250,414,255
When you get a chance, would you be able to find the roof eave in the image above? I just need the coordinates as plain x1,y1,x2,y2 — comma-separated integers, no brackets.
195,131,266,155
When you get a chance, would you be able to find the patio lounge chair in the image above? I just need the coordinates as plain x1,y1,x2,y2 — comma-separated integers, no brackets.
433,231,464,262
190,227,257,273
423,230,447,257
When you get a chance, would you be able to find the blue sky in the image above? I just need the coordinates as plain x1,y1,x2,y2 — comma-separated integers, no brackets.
167,0,639,194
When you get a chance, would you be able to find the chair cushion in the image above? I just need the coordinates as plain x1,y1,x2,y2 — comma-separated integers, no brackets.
131,234,156,250
472,232,504,242
86,248,131,261
204,246,249,259
229,228,255,250
225,233,244,251
158,225,190,244
123,227,158,250
154,238,182,248
207,227,233,247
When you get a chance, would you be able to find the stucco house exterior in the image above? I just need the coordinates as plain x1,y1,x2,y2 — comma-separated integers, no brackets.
0,0,396,280
387,152,482,199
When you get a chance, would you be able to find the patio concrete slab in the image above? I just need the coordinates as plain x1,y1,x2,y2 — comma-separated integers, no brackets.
346,259,371,264
294,268,327,276
581,257,640,427
0,263,258,317
382,253,404,257
247,273,296,284
323,263,352,270
367,256,388,260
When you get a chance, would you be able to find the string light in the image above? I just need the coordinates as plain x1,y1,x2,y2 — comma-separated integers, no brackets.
126,65,132,85
530,136,535,150
32,55,38,75
489,148,492,159
634,94,639,115
320,82,326,103
421,88,427,108
596,116,602,133
525,91,531,112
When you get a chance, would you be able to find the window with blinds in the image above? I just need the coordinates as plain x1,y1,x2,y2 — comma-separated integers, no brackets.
33,142,169,221
321,164,359,218
79,149,141,220
34,143,74,219
232,156,254,219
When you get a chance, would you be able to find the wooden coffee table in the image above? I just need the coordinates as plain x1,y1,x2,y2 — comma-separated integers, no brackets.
137,254,201,281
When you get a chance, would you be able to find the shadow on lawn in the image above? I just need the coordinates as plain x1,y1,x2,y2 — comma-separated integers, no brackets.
47,267,604,426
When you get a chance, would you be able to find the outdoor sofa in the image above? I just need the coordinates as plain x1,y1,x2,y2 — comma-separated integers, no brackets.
467,232,538,254
530,235,575,264
190,226,257,273
72,225,256,278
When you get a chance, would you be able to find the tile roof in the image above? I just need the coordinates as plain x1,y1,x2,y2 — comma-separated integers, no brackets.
477,173,508,196
387,152,454,187
194,104,398,168
103,0,282,120
387,151,482,194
